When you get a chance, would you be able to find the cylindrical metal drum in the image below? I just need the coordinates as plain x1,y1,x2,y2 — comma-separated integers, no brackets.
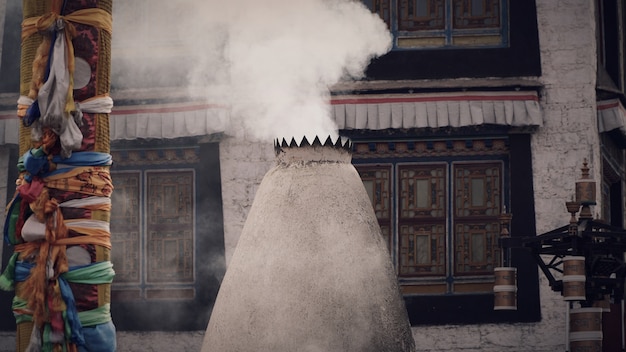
563,256,586,276
494,267,517,286
569,307,603,352
563,275,586,301
563,256,586,301
493,267,517,310
493,284,517,310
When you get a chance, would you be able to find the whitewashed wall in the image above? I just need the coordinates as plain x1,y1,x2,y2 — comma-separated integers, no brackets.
218,136,275,266
0,0,608,350
214,1,602,352
413,0,601,350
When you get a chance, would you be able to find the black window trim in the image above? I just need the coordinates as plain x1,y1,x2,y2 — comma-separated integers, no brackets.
345,131,540,325
364,0,541,80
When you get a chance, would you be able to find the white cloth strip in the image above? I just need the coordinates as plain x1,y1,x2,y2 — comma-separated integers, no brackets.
64,219,110,231
76,96,114,114
18,96,34,106
59,196,112,208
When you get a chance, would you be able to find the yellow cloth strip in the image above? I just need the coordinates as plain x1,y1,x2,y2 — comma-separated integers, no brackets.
12,224,111,252
65,219,110,232
78,203,112,211
44,166,113,197
21,8,113,114
21,8,113,40
55,233,111,249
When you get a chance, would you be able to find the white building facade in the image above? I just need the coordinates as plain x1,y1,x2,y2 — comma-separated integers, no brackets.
1,0,625,351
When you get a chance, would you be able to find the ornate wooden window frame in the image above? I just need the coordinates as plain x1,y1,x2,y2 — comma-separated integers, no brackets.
108,138,225,331
362,0,509,50
349,132,540,324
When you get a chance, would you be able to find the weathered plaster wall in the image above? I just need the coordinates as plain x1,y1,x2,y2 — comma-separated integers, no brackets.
409,1,600,351
0,0,607,351
215,1,603,351
218,136,274,266
533,0,601,234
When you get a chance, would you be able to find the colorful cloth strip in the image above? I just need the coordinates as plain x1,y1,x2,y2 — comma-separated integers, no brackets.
43,166,113,197
19,148,112,179
20,5,113,126
59,196,111,210
1,161,113,348
1,259,115,347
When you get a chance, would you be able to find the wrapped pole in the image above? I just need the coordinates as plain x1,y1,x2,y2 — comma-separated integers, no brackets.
1,0,115,351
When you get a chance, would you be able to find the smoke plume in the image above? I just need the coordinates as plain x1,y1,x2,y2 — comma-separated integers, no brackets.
112,0,392,142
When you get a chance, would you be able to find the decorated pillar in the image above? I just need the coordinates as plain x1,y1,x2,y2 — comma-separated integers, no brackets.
1,0,115,351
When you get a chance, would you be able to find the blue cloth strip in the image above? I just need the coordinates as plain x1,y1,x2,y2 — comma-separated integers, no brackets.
14,260,34,282
20,149,112,177
59,277,86,346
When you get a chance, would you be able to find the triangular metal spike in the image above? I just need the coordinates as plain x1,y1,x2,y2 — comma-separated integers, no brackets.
289,137,298,147
324,136,334,147
340,136,351,149
300,136,310,147
312,136,322,146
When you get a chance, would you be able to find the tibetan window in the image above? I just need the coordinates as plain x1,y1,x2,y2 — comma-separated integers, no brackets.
108,139,224,331
355,141,506,295
351,133,540,324
362,0,508,49
111,170,195,299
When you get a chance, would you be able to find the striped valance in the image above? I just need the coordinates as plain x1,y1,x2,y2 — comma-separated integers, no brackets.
1,91,545,144
0,103,229,144
109,102,228,140
331,91,543,130
597,99,626,137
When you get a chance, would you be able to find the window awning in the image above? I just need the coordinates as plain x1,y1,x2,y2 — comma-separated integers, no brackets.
0,102,229,145
331,91,543,130
109,102,228,140
1,91,544,145
597,99,626,136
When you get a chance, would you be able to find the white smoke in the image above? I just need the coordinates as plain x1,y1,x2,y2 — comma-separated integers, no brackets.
112,0,392,142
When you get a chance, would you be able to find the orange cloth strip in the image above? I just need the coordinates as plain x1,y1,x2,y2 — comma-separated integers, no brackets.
44,166,113,197
22,8,113,40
